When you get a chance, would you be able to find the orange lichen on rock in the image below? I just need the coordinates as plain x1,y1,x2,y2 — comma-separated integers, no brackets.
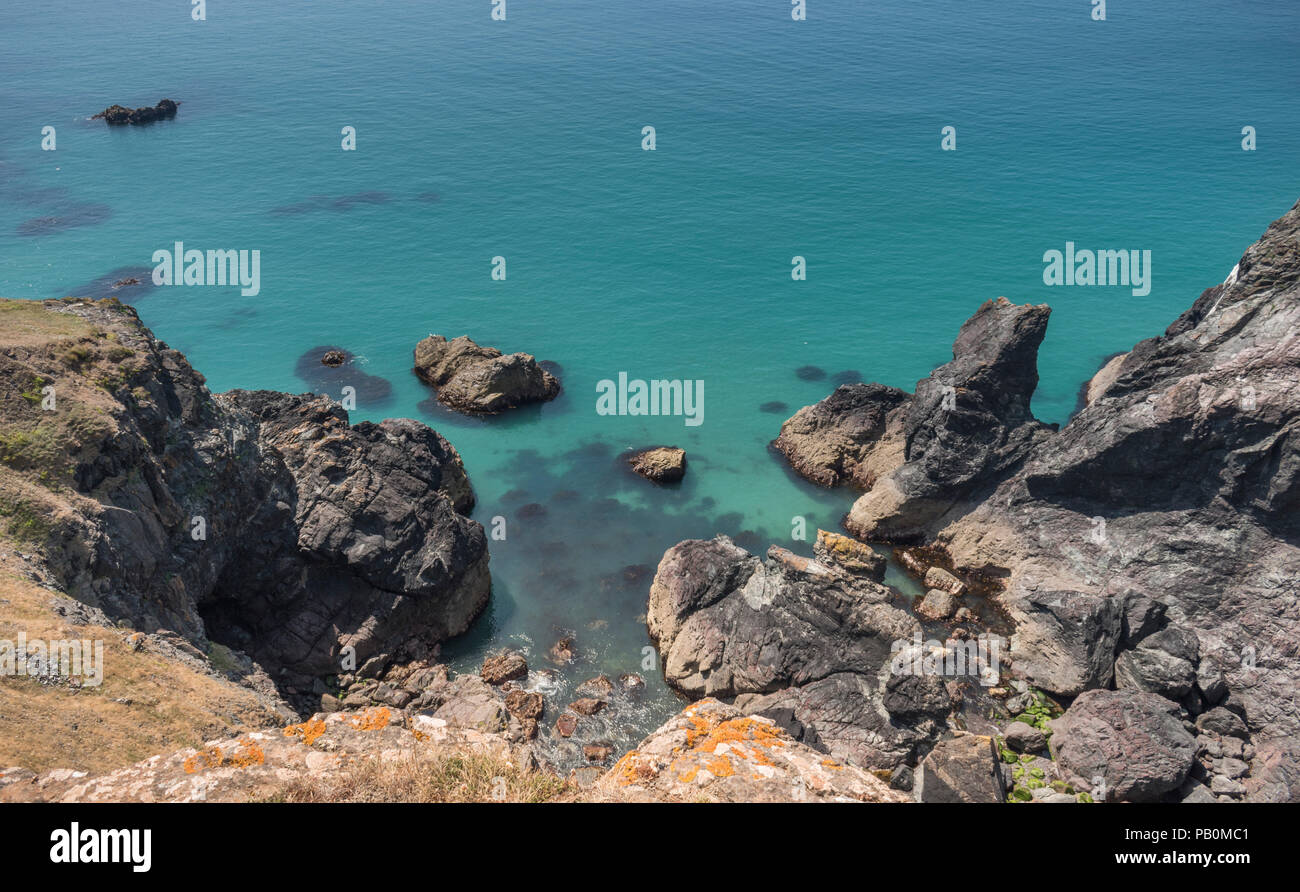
283,718,327,746
182,746,225,774
705,755,734,778
180,737,264,773
685,714,788,758
228,738,265,769
612,751,657,787
347,707,391,731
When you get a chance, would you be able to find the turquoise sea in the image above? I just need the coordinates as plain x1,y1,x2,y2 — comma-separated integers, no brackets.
3,0,1299,746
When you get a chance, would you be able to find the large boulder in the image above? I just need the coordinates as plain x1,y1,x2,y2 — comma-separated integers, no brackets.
916,734,1004,803
1049,689,1195,802
413,334,559,414
647,536,949,770
628,446,686,483
773,382,910,488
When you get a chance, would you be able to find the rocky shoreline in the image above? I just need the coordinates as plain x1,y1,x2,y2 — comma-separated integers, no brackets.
3,198,1299,802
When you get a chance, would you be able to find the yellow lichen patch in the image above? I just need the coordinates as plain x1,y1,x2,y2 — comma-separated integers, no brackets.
821,758,843,771
612,751,656,787
685,716,788,757
678,767,699,784
283,718,327,746
705,755,734,778
182,746,225,774
228,738,265,769
347,707,391,731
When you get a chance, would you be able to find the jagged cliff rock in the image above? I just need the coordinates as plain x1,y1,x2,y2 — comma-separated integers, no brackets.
647,536,952,773
766,197,1300,801
0,298,489,713
844,296,1055,541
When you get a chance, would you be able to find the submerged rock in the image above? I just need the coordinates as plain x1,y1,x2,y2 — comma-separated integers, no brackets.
413,334,560,414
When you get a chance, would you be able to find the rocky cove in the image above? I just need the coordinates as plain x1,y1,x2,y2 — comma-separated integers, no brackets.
2,197,1299,802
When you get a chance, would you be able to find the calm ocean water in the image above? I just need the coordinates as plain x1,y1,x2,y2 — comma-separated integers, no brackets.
2,0,1298,746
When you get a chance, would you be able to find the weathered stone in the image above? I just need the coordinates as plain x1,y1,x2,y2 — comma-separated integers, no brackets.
773,383,910,489
923,566,966,597
569,698,606,717
593,699,909,803
813,529,886,580
481,651,528,686
628,447,687,483
1004,720,1047,754
413,334,560,414
1049,689,1195,802
916,735,1003,803
648,535,946,771
916,589,957,621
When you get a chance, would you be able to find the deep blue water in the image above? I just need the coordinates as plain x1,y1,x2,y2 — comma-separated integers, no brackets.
3,0,1298,747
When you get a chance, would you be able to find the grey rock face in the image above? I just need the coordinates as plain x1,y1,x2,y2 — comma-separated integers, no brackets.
916,735,1004,803
1050,689,1195,802
1114,627,1199,700
844,297,1055,541
1007,589,1123,697
23,301,489,712
785,199,1300,794
647,536,949,770
413,334,559,414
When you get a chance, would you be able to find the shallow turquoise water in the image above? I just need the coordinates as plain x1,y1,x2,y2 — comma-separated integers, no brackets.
3,0,1299,742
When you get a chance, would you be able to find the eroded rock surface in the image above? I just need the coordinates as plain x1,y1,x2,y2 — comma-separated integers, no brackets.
0,299,488,714
647,536,951,771
598,698,909,802
413,334,559,414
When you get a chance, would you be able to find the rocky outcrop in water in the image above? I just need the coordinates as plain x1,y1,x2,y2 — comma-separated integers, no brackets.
92,99,178,125
413,334,559,414
773,382,909,488
647,536,952,773
0,298,488,714
627,446,686,483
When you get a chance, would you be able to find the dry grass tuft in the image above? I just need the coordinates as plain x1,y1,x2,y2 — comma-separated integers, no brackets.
263,750,577,803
